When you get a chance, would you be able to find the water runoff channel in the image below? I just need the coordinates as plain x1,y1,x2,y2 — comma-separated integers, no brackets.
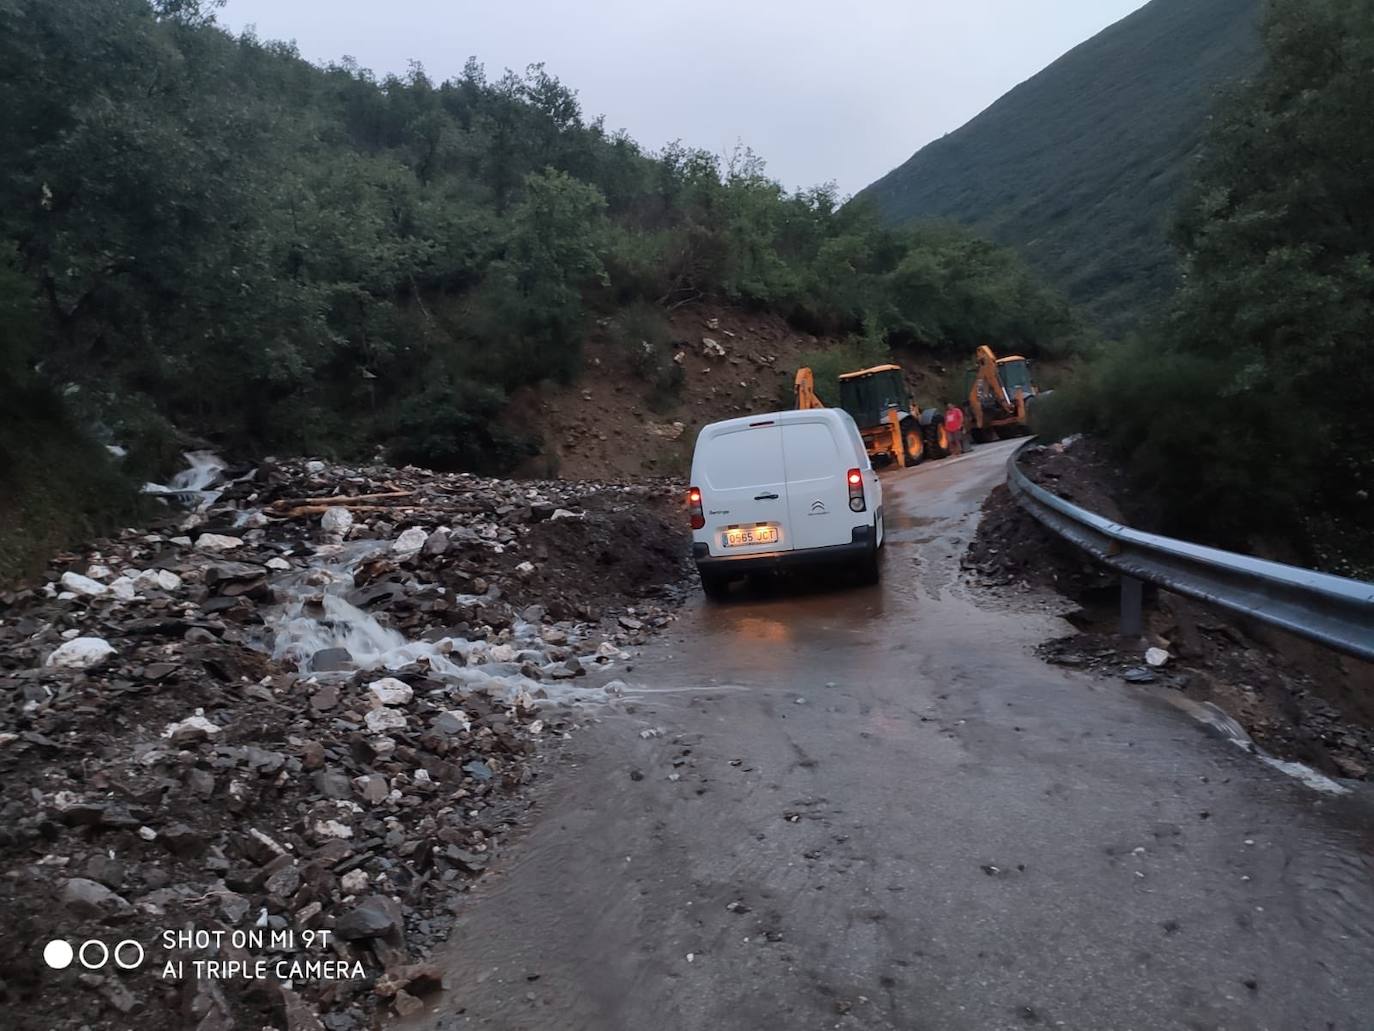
143,453,633,714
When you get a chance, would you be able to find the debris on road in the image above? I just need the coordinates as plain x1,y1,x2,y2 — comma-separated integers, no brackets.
0,455,691,1029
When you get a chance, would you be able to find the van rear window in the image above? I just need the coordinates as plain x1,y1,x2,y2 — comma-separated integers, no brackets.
702,428,784,490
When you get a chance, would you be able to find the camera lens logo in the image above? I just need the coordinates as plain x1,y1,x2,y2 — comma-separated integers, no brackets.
44,938,145,971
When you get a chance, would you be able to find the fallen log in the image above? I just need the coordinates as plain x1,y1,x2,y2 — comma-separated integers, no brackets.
267,489,414,512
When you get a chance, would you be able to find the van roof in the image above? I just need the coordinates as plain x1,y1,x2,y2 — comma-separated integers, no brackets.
697,408,853,435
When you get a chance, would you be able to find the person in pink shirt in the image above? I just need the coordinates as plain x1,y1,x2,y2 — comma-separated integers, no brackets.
944,403,965,455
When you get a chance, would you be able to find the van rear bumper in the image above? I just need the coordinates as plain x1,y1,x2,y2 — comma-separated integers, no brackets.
693,524,876,576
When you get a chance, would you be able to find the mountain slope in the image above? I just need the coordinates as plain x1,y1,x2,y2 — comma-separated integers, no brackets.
859,0,1263,336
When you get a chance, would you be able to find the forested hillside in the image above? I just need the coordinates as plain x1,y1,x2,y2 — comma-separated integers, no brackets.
860,0,1262,336
0,0,1080,577
1041,0,1374,565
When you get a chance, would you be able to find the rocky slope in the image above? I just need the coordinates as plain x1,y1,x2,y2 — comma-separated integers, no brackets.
0,455,690,1029
513,302,961,481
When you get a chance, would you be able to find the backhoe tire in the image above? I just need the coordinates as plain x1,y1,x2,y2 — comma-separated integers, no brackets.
925,420,950,460
700,571,731,601
902,423,925,467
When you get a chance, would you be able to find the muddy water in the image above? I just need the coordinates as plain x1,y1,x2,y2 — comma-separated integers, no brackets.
403,440,1374,1031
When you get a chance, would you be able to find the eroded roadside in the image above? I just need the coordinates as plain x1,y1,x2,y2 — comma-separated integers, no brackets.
0,457,689,1030
964,436,1374,783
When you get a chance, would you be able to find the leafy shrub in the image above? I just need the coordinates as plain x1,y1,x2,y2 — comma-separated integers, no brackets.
609,301,675,380
0,378,143,584
385,384,537,474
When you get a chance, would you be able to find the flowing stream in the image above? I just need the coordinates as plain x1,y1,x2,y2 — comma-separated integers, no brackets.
260,540,621,706
147,453,625,707
142,450,228,510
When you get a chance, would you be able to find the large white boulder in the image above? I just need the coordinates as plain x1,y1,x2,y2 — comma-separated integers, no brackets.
320,507,354,539
366,677,413,707
162,714,222,743
364,708,407,733
133,568,182,592
106,576,138,601
45,637,116,670
195,533,243,552
60,572,108,598
393,527,428,555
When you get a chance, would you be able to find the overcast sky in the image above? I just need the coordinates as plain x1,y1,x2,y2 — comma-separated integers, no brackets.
218,0,1148,196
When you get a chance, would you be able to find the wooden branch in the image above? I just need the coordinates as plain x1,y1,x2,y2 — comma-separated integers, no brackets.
665,290,703,313
268,489,414,511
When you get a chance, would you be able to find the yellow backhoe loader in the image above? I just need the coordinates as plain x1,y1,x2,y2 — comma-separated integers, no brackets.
966,345,1041,442
796,365,949,468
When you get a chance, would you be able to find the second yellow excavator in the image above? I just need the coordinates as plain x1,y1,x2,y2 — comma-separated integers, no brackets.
966,345,1041,442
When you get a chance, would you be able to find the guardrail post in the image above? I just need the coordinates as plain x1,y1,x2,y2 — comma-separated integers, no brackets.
1120,576,1144,637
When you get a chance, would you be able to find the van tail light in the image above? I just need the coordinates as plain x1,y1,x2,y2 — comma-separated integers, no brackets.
687,487,705,530
847,469,866,512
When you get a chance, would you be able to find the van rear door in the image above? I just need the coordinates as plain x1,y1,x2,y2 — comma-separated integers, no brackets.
780,417,854,551
696,421,792,557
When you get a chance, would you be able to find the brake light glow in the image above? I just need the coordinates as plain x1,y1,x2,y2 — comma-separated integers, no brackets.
687,486,705,530
847,468,866,512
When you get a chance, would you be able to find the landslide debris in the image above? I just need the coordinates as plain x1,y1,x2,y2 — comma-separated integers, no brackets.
0,457,690,1030
964,436,1374,783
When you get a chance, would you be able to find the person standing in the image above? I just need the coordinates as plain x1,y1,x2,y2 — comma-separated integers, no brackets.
944,403,965,455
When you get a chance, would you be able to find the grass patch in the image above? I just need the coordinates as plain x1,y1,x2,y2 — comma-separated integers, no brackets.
0,384,143,584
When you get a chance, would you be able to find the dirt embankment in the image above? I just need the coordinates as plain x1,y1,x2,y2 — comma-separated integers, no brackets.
512,303,959,481
965,436,1374,782
0,458,690,1030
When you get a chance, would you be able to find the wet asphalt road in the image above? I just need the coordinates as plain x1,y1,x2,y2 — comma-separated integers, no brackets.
406,440,1374,1031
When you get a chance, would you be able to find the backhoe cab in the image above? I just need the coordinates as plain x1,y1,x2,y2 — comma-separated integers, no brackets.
796,364,948,468
966,345,1041,442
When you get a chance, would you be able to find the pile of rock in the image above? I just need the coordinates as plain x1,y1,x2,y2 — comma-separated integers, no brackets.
0,457,690,1029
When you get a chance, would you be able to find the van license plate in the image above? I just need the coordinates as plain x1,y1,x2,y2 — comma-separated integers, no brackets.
724,526,778,548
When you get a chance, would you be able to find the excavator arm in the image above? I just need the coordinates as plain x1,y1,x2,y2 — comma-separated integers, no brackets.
795,367,826,410
971,345,1012,414
968,344,1037,439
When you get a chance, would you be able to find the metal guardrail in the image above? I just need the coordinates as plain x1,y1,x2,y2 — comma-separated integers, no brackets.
1006,439,1374,663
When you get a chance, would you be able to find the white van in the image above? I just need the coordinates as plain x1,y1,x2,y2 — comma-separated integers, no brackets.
687,408,884,598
